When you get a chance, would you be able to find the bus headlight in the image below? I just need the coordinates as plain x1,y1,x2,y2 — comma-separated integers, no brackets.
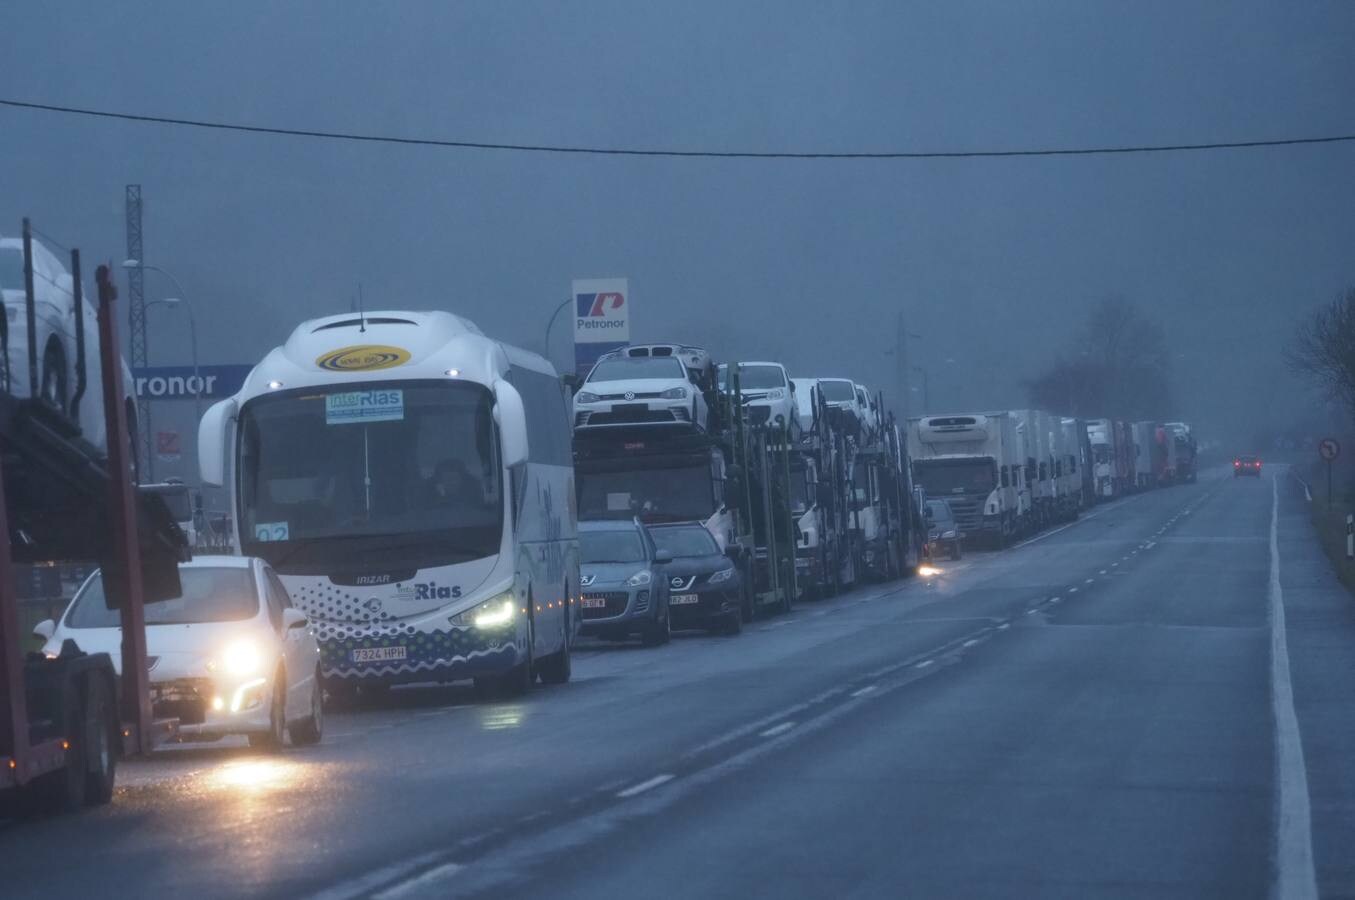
450,592,517,629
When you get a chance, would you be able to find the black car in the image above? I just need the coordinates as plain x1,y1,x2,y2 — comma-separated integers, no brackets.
647,522,743,635
924,499,963,561
1234,455,1262,477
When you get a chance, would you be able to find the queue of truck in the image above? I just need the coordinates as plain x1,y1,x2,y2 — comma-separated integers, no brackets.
908,410,1198,548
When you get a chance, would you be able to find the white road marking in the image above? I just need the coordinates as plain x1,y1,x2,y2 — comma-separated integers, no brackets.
1099,569,1108,575
1268,474,1318,900
914,659,935,669
1025,609,1039,615
304,851,448,900
962,639,981,648
1068,587,1078,594
1048,597,1061,604
997,623,1011,630
759,722,796,739
373,863,465,900
616,774,676,799
850,685,878,697
1085,578,1094,584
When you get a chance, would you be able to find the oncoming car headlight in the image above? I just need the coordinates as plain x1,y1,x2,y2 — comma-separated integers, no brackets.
626,570,652,587
207,640,262,676
575,391,601,404
450,592,517,629
660,386,688,400
707,566,735,584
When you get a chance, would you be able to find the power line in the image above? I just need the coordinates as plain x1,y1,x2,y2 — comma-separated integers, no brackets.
3,97,1353,160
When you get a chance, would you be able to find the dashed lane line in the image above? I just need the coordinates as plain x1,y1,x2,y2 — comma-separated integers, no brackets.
616,774,676,799
759,722,797,739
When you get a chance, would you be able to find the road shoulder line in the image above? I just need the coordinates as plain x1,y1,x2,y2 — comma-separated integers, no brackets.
1269,472,1318,900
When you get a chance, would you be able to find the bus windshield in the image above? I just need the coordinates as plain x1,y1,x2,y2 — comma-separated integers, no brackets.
237,381,503,568
577,462,717,523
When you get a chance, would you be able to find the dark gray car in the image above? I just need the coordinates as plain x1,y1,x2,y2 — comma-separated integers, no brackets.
647,522,742,636
925,499,963,561
579,519,673,646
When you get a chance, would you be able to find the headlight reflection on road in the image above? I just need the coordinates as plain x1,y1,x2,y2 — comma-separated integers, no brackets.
480,705,526,731
918,565,944,577
212,759,299,792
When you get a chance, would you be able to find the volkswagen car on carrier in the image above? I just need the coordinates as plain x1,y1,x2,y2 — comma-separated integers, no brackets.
574,346,710,433
198,310,579,699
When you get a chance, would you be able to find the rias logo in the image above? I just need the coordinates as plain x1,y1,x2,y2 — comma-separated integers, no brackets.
316,344,411,372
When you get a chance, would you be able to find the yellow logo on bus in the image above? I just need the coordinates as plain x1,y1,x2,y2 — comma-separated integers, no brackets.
315,345,411,372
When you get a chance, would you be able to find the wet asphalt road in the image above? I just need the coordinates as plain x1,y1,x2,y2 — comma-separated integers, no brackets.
4,465,1354,899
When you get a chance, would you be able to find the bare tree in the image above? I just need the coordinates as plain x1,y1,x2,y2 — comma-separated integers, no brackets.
1028,297,1172,419
1287,287,1355,417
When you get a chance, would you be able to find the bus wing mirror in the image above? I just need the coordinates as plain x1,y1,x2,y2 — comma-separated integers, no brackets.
493,380,529,468
198,398,237,487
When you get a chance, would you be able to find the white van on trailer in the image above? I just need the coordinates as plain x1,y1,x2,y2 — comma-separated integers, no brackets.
198,310,579,696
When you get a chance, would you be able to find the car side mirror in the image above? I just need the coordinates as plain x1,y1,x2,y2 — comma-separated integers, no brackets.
654,550,674,565
282,608,309,631
33,619,55,641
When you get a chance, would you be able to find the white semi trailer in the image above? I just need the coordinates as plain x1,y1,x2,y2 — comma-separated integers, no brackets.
908,412,1029,547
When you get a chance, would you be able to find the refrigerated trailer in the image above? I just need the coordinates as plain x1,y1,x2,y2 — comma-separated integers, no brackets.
908,412,1029,547
2,228,186,814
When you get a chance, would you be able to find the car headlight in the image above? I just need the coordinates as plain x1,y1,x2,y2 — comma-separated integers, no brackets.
213,639,262,676
626,570,652,587
660,386,688,400
767,388,786,400
707,566,735,584
450,591,517,628
575,391,600,404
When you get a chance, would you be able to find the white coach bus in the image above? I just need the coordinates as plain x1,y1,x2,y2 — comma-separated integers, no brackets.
197,311,578,696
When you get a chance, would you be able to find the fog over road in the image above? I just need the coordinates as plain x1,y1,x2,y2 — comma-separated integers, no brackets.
4,465,1354,899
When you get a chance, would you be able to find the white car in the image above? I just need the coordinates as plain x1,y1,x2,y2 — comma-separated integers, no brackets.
575,350,709,432
718,362,797,433
806,377,870,436
34,555,323,749
1,235,140,468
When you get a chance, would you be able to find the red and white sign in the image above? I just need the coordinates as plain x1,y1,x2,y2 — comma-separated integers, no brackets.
156,430,181,459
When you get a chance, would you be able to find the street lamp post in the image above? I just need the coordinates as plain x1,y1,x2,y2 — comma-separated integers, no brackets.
543,297,572,372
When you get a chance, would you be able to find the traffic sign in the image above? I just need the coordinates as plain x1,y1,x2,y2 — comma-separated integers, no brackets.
1319,437,1341,461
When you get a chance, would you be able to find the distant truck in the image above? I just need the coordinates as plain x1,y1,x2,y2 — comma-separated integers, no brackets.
1164,422,1197,483
908,412,1029,547
1130,421,1157,490
1085,418,1134,499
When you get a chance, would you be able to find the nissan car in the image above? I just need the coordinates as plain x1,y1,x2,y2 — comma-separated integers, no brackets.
648,521,743,635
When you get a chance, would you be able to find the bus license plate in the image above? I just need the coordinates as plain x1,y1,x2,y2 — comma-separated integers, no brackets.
670,593,699,605
352,646,406,664
581,596,608,608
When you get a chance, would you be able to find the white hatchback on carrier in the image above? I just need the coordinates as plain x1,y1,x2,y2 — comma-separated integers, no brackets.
34,555,324,750
574,348,709,432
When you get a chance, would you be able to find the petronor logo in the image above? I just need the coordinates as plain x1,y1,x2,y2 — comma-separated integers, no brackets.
316,345,411,372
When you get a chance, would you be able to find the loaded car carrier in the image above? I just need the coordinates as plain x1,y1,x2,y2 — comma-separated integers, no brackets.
1,220,186,815
573,351,798,621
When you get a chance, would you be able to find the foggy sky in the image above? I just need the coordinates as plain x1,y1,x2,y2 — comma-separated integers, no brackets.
3,1,1353,460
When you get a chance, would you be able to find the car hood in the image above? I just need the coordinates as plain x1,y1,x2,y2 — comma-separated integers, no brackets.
580,561,650,586
661,555,730,579
579,378,686,396
50,621,270,677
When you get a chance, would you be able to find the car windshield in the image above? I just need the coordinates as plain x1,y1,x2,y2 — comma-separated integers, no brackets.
237,381,503,567
926,501,954,522
580,530,647,564
720,364,785,390
818,380,856,401
588,357,685,382
65,568,257,628
651,525,719,558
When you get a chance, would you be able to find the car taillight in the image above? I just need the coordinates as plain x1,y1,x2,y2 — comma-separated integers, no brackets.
1234,461,1240,467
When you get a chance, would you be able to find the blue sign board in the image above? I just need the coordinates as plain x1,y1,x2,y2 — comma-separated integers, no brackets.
132,365,254,401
